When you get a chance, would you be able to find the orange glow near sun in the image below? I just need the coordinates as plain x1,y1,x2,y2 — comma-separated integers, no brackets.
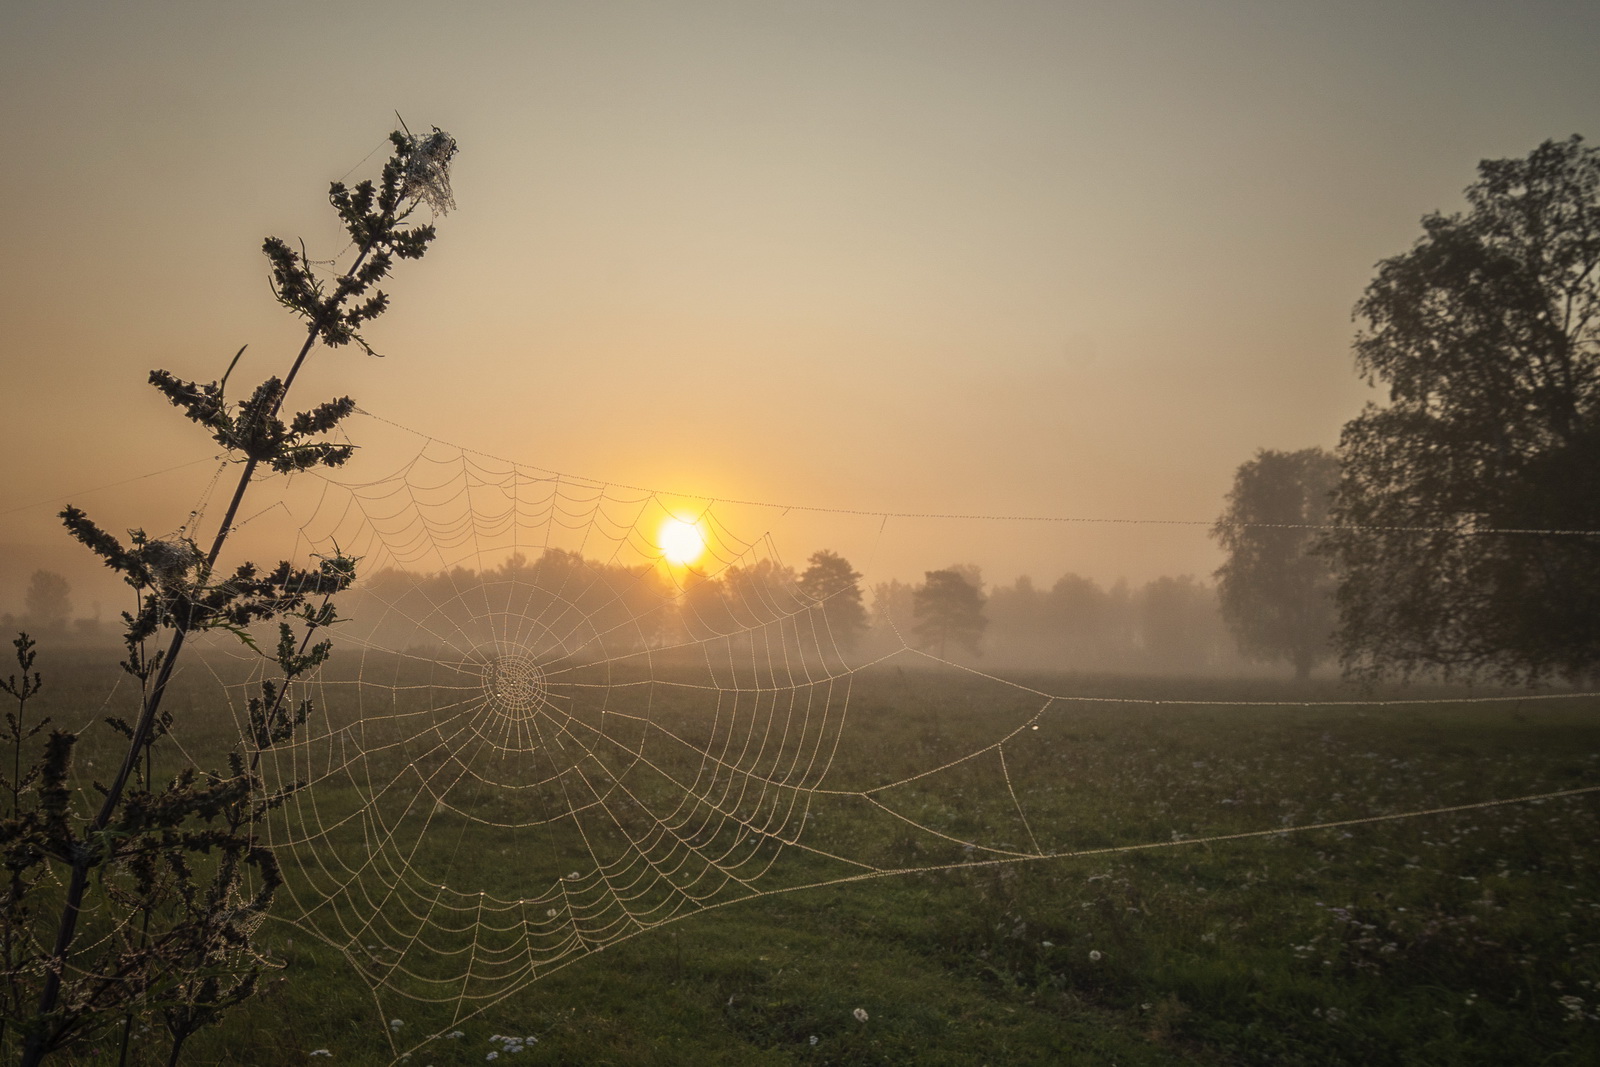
659,518,706,566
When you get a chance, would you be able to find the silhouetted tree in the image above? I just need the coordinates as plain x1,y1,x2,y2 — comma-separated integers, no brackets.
796,551,868,652
866,579,915,657
1323,136,1600,683
669,572,712,642
1136,575,1224,673
913,568,987,659
1212,448,1340,680
987,576,1047,664
723,559,798,628
1045,574,1120,669
869,580,915,645
22,572,70,634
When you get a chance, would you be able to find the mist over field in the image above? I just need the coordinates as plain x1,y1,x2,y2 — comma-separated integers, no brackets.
1,549,1251,677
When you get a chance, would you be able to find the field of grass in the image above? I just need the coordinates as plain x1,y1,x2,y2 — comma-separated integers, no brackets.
20,649,1600,1065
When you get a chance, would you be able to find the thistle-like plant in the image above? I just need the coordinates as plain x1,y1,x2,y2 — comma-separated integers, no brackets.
1,126,455,1065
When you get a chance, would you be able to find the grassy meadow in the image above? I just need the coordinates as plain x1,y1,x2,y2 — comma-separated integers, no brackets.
21,648,1600,1066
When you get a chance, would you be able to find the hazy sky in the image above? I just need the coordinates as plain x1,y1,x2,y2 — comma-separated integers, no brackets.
3,0,1598,611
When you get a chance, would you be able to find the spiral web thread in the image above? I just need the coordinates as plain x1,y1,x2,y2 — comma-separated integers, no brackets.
177,415,1600,1060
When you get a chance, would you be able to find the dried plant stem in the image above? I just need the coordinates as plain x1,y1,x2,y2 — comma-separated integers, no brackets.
15,128,450,1064
23,247,377,1067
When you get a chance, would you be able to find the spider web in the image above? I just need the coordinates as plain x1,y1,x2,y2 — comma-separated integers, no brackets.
186,417,1066,1040
173,411,1598,1060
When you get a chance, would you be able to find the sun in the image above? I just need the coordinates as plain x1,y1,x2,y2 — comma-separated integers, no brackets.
658,518,706,566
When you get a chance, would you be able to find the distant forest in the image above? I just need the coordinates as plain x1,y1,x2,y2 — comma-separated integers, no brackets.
2,549,1248,676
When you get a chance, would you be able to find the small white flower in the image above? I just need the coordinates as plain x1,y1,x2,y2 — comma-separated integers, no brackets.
1041,941,1054,949
1089,950,1103,961
389,1019,403,1032
447,1031,465,1040
309,1053,332,1059
853,1007,869,1023
486,1054,498,1063
809,1035,819,1046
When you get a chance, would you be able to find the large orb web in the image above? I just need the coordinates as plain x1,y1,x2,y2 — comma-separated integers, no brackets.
223,437,891,1028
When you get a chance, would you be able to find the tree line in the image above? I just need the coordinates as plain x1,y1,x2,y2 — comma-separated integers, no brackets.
868,570,1239,673
0,570,108,643
330,548,1248,675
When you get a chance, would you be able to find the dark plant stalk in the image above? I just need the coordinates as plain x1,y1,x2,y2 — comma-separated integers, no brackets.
161,589,337,1066
114,1012,134,1067
115,619,168,1067
22,186,403,1067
